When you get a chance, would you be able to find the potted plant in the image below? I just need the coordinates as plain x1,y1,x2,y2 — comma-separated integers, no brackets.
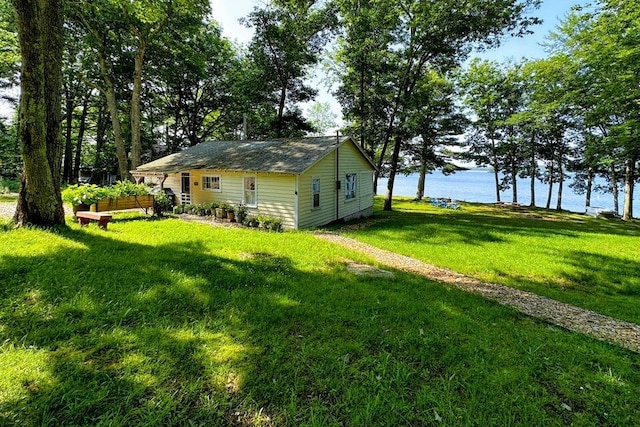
235,203,248,224
220,202,231,219
227,205,236,222
244,215,259,228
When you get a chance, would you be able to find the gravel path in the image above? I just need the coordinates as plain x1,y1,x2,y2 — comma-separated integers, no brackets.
0,201,73,219
0,202,17,218
316,232,640,353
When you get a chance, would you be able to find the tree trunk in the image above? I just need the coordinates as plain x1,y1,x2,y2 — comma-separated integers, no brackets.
556,160,564,211
44,0,64,191
130,41,146,170
276,84,287,138
73,92,90,182
585,167,593,208
511,163,518,204
415,162,427,200
491,138,500,202
529,134,536,207
63,84,74,183
611,165,619,216
622,157,635,220
90,104,107,184
103,79,129,180
545,161,554,210
12,0,65,227
383,135,403,211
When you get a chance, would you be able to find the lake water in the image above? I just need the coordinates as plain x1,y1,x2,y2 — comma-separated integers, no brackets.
377,169,640,218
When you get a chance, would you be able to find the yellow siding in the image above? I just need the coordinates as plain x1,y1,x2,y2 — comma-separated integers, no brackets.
189,170,244,205
337,141,374,220
179,170,296,229
298,150,338,228
298,139,374,228
255,174,296,229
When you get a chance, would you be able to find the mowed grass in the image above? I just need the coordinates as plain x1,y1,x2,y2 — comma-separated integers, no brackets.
1,213,639,425
340,197,640,325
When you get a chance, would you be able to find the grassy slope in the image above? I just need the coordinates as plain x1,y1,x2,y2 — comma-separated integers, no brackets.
341,198,640,325
0,214,638,425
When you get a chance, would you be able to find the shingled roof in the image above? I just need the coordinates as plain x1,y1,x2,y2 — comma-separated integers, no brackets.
134,136,373,175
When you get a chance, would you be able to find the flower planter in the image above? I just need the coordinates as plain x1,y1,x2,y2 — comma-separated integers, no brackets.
228,211,236,222
90,195,154,212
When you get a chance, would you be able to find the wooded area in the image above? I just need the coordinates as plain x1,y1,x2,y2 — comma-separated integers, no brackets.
1,0,638,225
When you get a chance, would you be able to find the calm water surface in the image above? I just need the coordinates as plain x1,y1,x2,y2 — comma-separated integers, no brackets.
377,170,640,218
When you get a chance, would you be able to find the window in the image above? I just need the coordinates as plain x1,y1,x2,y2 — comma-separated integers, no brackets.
202,175,221,191
244,176,257,206
312,178,320,209
345,173,357,200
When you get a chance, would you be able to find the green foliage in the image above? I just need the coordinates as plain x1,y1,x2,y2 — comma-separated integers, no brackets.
61,184,109,206
0,121,19,179
152,191,174,217
61,182,151,206
335,0,542,210
0,178,18,193
109,180,152,197
0,215,639,424
242,1,336,138
256,214,283,232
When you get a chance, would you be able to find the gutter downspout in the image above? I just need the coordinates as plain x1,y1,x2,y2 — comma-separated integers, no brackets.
294,174,299,229
336,132,340,222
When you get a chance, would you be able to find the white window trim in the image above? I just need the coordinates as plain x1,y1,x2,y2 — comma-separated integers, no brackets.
345,173,357,201
311,177,321,210
202,175,221,192
244,175,257,207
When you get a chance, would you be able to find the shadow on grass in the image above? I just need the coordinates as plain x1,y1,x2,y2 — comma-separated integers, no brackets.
1,219,639,425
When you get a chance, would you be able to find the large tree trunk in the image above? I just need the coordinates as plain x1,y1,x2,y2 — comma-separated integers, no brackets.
13,0,65,227
130,41,146,170
383,135,403,211
622,157,635,220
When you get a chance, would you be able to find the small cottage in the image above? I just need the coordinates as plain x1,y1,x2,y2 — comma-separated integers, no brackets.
132,136,376,229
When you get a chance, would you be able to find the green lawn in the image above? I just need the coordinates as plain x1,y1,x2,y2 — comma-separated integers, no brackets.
1,213,639,425
340,197,640,325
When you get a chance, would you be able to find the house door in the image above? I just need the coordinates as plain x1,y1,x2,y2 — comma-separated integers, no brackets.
181,172,191,205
